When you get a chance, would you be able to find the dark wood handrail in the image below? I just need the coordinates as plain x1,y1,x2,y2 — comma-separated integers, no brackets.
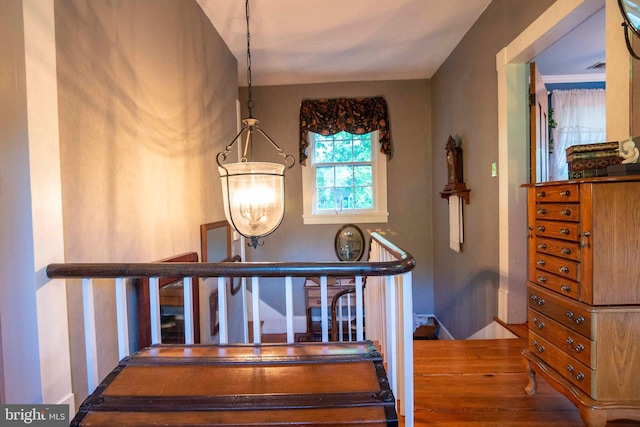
47,233,414,279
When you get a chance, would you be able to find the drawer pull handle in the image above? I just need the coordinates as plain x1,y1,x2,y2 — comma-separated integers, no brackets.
537,260,546,266
537,209,547,215
531,339,538,347
567,365,585,381
536,322,545,329
561,248,571,255
536,345,545,353
531,317,538,324
538,277,547,283
537,226,546,232
559,266,569,274
560,190,571,197
538,243,547,250
537,191,546,198
566,337,585,353
561,285,571,292
531,295,538,302
567,312,585,324
581,231,591,248
536,298,545,306
560,228,570,236
561,209,571,216
528,225,533,239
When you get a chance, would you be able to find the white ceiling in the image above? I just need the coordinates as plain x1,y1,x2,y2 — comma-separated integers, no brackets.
198,0,492,86
197,0,606,87
534,7,606,82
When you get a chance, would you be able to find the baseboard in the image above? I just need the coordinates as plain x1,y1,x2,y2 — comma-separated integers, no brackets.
58,392,75,419
434,317,454,340
466,320,518,340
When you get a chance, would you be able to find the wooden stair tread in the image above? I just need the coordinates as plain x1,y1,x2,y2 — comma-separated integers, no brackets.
71,341,396,426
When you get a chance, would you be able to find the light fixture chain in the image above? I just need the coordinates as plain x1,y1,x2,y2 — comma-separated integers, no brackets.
245,0,254,117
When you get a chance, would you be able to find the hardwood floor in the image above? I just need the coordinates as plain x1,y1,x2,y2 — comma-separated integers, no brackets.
408,337,640,426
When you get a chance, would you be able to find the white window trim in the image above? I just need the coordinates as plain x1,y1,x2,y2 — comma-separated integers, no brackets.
302,131,388,225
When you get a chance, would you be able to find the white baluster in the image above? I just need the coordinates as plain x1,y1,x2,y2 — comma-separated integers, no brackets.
252,277,261,344
115,277,130,359
218,276,228,344
320,276,329,342
183,277,194,344
355,276,364,341
285,276,294,343
401,271,414,425
149,277,161,344
241,277,249,344
385,274,397,397
82,278,99,392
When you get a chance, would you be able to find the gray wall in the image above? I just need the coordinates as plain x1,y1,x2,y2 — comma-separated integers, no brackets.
239,80,434,316
54,0,237,404
430,0,556,338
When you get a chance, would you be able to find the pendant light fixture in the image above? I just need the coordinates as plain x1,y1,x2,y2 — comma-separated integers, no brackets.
217,0,295,249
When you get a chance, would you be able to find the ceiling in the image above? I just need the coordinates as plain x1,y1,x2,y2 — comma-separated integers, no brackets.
534,7,606,83
197,0,492,86
197,0,606,87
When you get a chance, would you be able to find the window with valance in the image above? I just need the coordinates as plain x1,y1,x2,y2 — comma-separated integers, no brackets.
299,97,392,165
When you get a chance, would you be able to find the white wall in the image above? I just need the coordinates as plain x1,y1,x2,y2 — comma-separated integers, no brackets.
0,0,73,409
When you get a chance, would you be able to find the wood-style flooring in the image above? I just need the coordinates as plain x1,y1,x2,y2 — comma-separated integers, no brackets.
408,336,640,426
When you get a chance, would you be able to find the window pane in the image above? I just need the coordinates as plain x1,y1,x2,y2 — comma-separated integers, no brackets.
335,165,353,187
315,137,334,163
354,165,372,187
335,187,354,210
354,186,373,209
353,136,371,162
316,166,334,188
317,187,335,210
334,137,353,163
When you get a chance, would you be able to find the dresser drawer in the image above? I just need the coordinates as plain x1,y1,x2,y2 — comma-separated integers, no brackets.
534,220,581,242
533,184,579,202
529,332,594,397
528,308,593,368
536,237,581,262
534,203,580,221
532,271,580,300
528,285,592,339
533,253,580,282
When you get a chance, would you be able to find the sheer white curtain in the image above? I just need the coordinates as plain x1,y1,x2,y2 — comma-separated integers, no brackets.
550,89,606,181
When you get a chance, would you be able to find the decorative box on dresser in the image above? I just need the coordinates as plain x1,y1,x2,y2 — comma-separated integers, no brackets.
522,176,640,427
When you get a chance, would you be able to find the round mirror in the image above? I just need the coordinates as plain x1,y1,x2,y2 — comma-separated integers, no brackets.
334,224,365,262
619,0,640,59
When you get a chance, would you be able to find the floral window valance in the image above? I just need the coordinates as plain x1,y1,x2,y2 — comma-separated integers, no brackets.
299,97,392,165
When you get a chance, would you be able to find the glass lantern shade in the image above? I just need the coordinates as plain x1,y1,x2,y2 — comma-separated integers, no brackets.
219,162,285,243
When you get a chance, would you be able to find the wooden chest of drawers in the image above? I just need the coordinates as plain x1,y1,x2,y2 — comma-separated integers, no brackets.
522,177,640,427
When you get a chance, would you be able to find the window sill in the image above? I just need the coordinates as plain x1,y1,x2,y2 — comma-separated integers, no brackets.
302,212,388,225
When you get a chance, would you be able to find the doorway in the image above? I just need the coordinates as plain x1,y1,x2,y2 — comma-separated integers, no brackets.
496,0,607,325
531,6,607,183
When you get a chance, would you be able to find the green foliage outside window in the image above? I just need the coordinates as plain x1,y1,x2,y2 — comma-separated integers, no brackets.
314,132,374,211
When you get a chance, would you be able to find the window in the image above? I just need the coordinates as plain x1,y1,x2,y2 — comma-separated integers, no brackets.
302,131,388,224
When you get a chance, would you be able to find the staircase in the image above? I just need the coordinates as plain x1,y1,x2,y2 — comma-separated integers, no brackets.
71,341,397,426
